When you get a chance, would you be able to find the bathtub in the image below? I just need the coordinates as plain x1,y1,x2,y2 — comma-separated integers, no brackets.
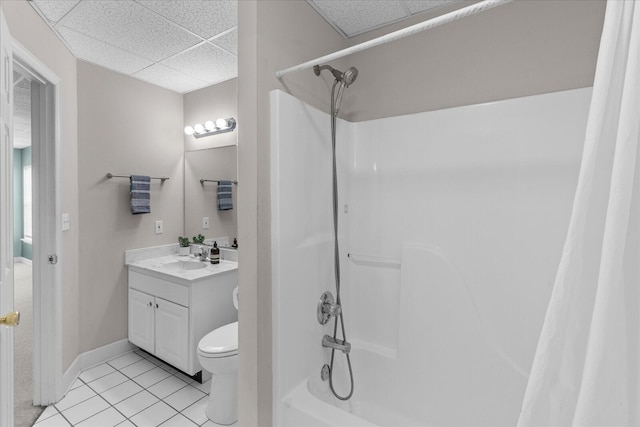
282,374,426,427
271,89,592,426
279,343,524,427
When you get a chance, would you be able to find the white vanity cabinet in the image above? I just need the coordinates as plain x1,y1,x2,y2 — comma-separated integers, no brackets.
129,288,189,370
127,260,237,377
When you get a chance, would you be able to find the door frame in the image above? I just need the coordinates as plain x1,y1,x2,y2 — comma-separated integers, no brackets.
12,39,63,406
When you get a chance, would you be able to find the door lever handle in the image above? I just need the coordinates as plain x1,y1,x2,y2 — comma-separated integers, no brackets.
0,311,20,327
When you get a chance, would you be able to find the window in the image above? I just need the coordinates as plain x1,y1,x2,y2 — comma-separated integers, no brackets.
23,164,32,240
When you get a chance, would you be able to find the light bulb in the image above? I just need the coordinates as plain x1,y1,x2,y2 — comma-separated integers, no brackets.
215,118,228,129
204,120,215,131
184,125,194,136
194,123,205,134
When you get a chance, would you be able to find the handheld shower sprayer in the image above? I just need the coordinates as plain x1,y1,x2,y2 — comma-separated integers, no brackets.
314,64,359,116
313,64,359,87
314,62,359,401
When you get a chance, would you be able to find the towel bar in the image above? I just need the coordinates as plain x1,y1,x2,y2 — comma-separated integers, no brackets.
200,179,238,185
106,173,169,182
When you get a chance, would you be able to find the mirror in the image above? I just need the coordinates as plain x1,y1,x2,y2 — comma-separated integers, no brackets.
183,78,238,245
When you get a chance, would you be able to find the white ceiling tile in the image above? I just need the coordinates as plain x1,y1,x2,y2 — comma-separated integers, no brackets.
57,25,154,75
32,0,80,23
209,27,237,55
162,43,236,85
309,0,408,37
136,0,237,39
133,63,209,93
404,0,456,15
59,1,201,62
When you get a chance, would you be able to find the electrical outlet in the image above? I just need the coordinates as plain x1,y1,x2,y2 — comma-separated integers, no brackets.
203,217,210,229
155,220,163,234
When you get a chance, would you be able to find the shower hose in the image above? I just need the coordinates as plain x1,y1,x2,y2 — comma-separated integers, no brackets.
328,80,354,401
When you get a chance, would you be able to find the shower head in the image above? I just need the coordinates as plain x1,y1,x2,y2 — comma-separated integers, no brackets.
341,67,358,87
314,64,359,87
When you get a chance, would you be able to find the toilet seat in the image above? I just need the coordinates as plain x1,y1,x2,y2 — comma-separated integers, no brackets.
198,321,238,358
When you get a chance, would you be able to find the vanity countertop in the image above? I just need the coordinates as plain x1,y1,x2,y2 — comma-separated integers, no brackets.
128,255,237,284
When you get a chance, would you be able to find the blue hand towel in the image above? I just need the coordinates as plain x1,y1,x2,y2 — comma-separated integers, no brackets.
130,175,151,214
217,181,233,211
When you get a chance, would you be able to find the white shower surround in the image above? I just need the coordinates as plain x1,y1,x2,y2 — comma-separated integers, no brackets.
271,87,592,426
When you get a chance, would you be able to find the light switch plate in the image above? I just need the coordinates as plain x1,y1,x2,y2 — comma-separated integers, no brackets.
155,220,163,234
203,217,210,229
62,213,70,231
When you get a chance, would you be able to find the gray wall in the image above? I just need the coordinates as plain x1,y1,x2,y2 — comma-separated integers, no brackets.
1,0,80,372
184,78,238,241
77,60,184,353
237,0,606,425
345,0,605,121
238,1,349,425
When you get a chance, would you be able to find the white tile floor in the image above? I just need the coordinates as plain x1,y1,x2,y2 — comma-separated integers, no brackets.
34,349,231,427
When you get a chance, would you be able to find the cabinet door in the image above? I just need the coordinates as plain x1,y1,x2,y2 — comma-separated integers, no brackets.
154,298,189,371
129,289,154,354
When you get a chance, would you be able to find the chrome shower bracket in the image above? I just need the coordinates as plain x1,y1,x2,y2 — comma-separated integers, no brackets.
317,291,341,325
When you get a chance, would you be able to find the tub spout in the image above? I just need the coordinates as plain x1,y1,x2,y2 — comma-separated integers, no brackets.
322,335,351,354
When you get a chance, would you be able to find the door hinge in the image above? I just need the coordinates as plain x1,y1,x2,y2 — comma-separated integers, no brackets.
48,254,58,264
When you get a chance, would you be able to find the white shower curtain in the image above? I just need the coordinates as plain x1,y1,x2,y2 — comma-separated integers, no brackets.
518,1,640,426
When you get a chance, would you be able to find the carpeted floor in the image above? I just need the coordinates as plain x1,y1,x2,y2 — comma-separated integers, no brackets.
13,262,45,427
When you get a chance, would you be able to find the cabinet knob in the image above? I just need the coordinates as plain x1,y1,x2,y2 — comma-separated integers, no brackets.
148,301,152,307
155,303,159,308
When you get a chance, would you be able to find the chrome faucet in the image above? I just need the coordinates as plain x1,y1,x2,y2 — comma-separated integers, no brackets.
317,291,341,325
322,335,351,354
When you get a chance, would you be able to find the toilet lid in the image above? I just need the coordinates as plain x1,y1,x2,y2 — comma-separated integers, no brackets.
198,322,238,357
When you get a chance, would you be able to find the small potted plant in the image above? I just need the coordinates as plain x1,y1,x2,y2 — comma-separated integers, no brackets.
178,236,190,255
192,234,205,245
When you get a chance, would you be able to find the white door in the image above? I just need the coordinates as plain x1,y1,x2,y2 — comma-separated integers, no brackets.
0,8,15,427
128,288,155,354
155,298,189,372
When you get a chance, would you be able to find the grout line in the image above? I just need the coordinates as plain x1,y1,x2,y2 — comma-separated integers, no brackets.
38,358,221,427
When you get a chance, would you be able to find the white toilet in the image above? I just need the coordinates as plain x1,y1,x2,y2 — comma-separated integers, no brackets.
197,288,239,425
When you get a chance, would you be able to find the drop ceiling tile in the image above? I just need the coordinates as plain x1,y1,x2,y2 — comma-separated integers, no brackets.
209,27,237,55
136,0,237,39
133,63,209,94
32,0,80,23
57,25,153,75
58,1,201,62
404,0,455,15
309,0,408,37
162,43,236,85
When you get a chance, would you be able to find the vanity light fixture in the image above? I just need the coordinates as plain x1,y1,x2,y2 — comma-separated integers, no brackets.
184,118,236,139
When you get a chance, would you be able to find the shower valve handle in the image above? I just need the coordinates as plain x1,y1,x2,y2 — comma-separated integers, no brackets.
317,291,341,325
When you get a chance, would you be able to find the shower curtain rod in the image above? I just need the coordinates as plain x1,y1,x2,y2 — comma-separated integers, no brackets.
275,0,513,79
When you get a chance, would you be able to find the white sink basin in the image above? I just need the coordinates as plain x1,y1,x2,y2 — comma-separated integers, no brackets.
162,261,207,271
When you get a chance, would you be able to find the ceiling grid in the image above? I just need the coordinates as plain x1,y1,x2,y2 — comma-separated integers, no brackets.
28,0,455,94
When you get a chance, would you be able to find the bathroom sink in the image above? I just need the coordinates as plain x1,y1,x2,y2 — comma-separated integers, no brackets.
162,260,207,271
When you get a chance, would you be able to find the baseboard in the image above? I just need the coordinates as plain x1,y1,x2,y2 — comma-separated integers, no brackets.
62,355,81,395
13,257,32,265
62,338,136,395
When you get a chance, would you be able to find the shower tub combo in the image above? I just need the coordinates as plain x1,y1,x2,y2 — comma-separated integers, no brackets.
271,87,592,426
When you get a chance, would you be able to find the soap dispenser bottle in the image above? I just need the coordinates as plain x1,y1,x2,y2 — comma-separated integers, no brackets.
210,241,220,264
